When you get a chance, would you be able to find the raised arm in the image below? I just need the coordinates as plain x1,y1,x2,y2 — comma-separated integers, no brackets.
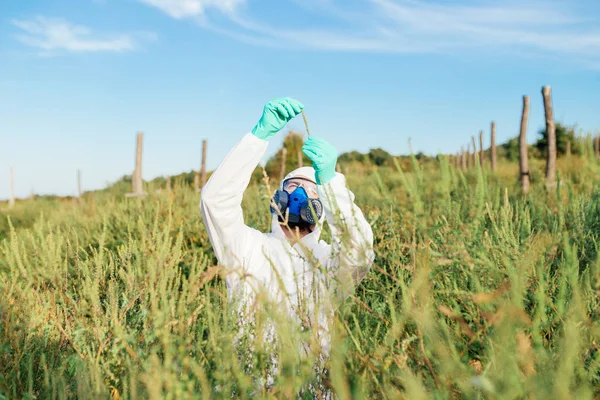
200,97,305,269
200,133,268,267
303,136,375,301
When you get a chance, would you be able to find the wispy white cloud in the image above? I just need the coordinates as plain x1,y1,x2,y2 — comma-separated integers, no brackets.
12,17,156,54
137,0,600,65
138,0,245,19
369,0,600,55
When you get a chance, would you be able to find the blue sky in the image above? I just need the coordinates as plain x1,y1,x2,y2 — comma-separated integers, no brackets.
1,0,599,199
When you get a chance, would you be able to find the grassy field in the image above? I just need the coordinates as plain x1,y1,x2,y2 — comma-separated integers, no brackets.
1,153,600,399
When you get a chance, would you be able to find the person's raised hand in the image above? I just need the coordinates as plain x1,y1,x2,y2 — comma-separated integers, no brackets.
302,136,338,185
251,97,304,141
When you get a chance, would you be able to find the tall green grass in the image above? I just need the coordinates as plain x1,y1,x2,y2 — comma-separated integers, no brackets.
1,156,599,399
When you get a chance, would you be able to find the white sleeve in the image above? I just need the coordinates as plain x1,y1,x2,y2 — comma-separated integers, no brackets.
318,173,375,301
200,133,268,270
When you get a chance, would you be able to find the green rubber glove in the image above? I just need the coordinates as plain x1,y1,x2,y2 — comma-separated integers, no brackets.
302,136,338,185
251,97,304,141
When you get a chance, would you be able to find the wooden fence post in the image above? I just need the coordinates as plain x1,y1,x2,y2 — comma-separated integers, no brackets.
471,136,477,167
469,145,473,168
167,176,172,191
490,122,497,172
136,132,144,193
279,147,287,181
297,149,303,168
126,132,146,197
479,130,484,167
8,167,15,209
566,140,571,158
542,86,556,186
134,132,143,193
194,139,208,192
519,95,531,194
201,139,208,187
77,169,82,200
461,147,467,171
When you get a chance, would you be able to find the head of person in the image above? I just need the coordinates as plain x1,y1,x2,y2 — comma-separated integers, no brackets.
271,167,323,239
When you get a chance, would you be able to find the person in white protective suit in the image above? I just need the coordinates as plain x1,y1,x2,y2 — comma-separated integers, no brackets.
200,97,374,376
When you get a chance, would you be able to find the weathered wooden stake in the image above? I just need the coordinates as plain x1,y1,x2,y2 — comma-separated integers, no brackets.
201,140,208,187
468,146,472,169
471,136,478,167
455,152,460,169
519,95,531,194
461,147,467,171
9,167,15,209
77,169,82,200
468,146,472,168
136,133,144,192
126,132,146,197
542,86,556,186
490,122,497,172
566,140,571,158
134,133,143,193
279,147,287,181
196,139,208,192
298,149,303,168
479,130,484,167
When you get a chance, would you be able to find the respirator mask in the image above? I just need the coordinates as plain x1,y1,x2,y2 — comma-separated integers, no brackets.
270,178,323,228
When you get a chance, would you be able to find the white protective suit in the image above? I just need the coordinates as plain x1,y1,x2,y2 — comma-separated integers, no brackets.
200,132,375,356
